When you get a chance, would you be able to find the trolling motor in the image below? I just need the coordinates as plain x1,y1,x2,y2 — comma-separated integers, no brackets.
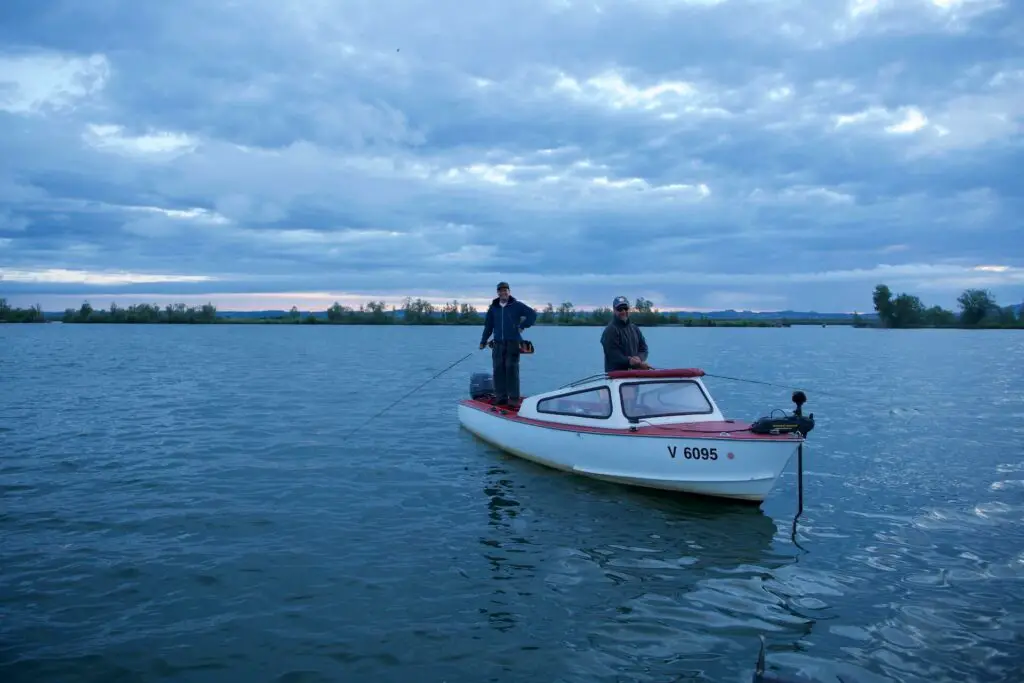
749,391,817,521
750,391,815,436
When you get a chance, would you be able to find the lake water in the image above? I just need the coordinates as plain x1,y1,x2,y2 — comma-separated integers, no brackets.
1,323,1022,683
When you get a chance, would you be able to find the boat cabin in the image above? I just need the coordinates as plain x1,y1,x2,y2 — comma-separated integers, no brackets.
514,368,725,430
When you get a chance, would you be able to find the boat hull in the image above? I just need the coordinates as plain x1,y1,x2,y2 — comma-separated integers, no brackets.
458,401,802,503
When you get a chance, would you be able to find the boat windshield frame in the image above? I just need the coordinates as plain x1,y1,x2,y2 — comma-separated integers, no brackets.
617,379,715,420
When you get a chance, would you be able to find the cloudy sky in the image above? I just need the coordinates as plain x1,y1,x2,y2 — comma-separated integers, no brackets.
1,0,1021,314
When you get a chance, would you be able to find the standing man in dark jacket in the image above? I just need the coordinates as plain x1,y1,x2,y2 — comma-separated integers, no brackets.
480,281,537,405
601,295,651,372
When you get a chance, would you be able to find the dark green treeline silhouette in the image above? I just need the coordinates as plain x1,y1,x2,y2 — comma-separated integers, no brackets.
1,288,1021,329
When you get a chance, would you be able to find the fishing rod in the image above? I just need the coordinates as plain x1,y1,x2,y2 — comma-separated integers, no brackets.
344,335,538,440
342,351,475,440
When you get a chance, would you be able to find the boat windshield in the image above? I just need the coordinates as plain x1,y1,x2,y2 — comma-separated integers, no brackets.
619,380,713,419
537,386,612,419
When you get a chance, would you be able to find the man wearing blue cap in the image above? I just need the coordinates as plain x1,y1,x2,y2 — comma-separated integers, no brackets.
480,281,537,406
600,295,650,372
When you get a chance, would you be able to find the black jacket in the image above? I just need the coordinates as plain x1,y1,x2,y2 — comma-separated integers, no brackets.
600,316,648,372
481,296,537,344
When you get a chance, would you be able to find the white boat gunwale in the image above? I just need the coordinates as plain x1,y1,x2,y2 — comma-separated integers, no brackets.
458,398,802,443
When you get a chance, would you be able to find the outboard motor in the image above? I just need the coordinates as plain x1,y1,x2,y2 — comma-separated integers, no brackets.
470,372,494,400
750,391,815,436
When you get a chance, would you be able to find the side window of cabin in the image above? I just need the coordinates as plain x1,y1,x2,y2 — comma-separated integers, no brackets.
537,387,612,418
620,381,713,419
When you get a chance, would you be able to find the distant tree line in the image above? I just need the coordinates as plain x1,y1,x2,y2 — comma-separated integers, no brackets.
2,290,1020,328
0,298,44,322
293,296,821,327
863,285,1022,329
322,298,482,325
0,299,219,324
0,296,811,327
321,297,682,326
59,301,219,324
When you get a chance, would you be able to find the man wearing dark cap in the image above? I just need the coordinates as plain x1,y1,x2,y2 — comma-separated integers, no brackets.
480,281,538,406
600,295,650,372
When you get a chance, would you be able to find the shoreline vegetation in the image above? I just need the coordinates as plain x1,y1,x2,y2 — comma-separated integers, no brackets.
1,285,1021,329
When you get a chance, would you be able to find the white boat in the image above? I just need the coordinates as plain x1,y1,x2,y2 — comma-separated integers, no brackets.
457,367,815,503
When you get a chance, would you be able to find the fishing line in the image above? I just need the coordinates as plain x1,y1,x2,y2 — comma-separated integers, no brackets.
343,351,475,440
702,372,853,401
704,372,921,417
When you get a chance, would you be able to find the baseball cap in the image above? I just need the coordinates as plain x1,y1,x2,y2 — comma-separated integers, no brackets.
497,281,510,290
612,296,629,309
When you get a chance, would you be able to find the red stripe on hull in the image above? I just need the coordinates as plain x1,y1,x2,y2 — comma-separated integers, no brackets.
459,399,801,442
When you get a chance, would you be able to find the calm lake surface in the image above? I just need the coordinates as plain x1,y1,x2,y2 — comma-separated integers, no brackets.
1,323,1022,683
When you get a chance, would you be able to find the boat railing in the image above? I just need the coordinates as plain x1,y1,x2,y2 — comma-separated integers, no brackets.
558,373,610,389
559,368,708,390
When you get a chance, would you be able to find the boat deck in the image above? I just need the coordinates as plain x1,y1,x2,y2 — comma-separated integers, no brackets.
459,398,803,441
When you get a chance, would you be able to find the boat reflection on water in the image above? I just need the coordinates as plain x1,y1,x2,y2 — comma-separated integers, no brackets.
475,458,814,680
479,459,792,578
478,465,535,634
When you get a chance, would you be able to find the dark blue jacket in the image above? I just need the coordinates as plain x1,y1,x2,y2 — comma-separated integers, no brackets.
481,296,537,344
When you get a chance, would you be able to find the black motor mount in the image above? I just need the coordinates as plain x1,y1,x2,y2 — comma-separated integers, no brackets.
750,391,815,436
470,372,495,400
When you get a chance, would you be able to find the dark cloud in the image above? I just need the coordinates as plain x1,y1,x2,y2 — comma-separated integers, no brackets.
1,0,1022,313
